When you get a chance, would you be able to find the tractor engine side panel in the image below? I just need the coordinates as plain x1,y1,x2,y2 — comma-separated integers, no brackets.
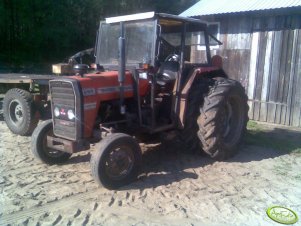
71,71,149,139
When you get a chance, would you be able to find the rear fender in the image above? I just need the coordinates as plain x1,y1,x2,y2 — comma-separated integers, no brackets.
178,67,226,128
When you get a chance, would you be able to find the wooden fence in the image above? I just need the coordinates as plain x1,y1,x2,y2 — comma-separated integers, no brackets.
248,29,301,127
195,13,301,127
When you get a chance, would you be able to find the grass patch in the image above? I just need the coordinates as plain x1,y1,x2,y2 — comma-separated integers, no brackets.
245,121,301,153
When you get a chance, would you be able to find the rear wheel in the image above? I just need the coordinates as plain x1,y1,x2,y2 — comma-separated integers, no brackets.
91,133,142,189
31,119,72,164
3,88,38,135
197,77,248,160
180,78,210,153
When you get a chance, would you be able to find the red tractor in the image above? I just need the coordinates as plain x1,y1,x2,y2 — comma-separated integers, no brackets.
31,12,248,189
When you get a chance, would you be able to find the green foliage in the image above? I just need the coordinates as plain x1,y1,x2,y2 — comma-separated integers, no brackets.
0,0,197,72
245,121,301,153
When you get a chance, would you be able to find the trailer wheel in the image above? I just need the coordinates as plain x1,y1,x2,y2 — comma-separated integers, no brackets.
31,119,72,164
3,88,38,135
197,77,248,160
91,133,142,189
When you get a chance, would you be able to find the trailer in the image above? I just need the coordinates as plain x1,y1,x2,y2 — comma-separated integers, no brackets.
0,48,94,135
0,73,55,135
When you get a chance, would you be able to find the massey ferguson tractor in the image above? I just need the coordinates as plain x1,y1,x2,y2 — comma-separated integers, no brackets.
31,12,248,189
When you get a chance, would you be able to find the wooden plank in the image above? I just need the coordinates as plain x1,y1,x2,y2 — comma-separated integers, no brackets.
222,49,230,77
251,32,264,120
260,31,273,122
248,32,260,119
275,104,281,124
299,107,301,128
280,105,287,125
267,31,282,123
276,30,289,124
224,50,233,79
241,33,251,50
268,31,282,102
234,50,241,81
228,34,237,50
253,101,260,120
267,103,276,123
229,50,237,80
254,32,268,101
281,30,294,124
240,50,251,88
291,29,301,127
286,29,299,126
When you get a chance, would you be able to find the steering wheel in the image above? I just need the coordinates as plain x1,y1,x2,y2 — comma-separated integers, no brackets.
164,53,179,62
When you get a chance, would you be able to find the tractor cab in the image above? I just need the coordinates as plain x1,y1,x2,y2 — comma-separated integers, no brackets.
95,12,218,78
93,12,221,131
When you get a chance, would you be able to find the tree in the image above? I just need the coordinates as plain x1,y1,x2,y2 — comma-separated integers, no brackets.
0,0,198,72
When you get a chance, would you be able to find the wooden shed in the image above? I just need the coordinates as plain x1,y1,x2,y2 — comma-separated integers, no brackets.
180,0,301,127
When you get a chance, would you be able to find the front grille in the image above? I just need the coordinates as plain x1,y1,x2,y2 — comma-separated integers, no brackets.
50,80,79,140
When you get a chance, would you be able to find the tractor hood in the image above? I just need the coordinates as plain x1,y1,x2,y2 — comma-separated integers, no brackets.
68,71,149,101
52,70,149,138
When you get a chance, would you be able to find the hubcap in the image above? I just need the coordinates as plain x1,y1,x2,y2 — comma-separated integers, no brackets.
9,100,24,126
105,146,134,180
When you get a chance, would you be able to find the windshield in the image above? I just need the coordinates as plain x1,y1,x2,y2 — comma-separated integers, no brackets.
96,20,156,67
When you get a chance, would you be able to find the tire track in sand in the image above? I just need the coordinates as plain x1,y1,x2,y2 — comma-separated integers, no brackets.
0,188,99,225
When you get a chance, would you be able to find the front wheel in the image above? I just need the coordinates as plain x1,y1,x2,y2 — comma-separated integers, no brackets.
31,119,72,164
90,133,142,189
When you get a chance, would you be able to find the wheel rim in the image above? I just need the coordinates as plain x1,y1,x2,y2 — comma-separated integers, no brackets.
104,146,134,180
9,100,24,126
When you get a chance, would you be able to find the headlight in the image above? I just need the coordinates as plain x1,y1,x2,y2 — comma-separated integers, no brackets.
67,109,75,120
54,107,60,117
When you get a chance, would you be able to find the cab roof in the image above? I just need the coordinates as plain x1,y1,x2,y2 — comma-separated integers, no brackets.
105,11,208,26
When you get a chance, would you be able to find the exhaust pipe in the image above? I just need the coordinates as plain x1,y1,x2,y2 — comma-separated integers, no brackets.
118,22,126,114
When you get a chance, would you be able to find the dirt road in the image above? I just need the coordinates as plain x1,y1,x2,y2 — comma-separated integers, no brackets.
0,117,300,226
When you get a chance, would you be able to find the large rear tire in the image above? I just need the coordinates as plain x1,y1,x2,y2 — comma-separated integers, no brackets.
180,78,211,153
3,88,38,135
91,133,142,189
31,119,72,164
198,77,248,160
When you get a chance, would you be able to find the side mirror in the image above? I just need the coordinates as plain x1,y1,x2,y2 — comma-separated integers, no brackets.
73,64,89,77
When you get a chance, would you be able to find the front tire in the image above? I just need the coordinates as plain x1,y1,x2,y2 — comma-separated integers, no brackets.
91,133,142,189
3,88,38,135
31,119,72,164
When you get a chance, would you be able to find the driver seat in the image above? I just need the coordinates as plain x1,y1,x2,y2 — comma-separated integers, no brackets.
156,61,179,86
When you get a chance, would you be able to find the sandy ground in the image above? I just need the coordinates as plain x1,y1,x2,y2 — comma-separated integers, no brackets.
0,111,301,225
